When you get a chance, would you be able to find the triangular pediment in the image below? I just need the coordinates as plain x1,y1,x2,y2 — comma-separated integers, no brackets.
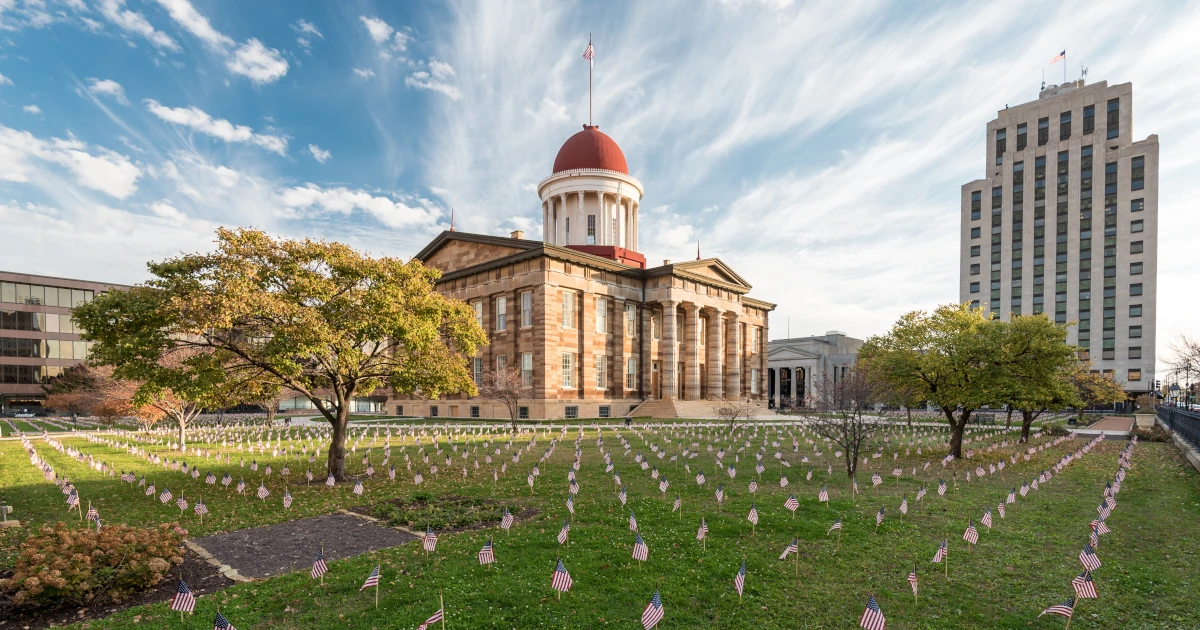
415,231,541,274
670,258,752,290
767,346,822,361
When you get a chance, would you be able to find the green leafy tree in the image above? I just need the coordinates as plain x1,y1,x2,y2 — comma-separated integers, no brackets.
76,228,485,480
1064,359,1128,425
996,314,1079,441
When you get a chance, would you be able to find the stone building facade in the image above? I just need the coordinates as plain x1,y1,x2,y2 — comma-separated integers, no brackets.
766,332,863,409
387,125,774,420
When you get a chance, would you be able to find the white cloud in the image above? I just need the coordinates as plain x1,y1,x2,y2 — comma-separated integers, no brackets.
97,0,181,52
0,125,142,199
292,19,322,39
144,99,288,155
360,16,393,44
428,59,455,79
307,144,331,163
22,104,41,114
150,200,186,221
405,71,462,100
353,68,376,79
226,39,289,85
86,78,129,105
0,73,11,85
153,0,233,50
278,184,439,228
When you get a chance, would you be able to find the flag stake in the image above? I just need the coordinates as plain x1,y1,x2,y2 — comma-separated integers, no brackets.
440,589,446,630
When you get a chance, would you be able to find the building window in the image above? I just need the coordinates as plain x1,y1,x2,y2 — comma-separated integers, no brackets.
625,303,636,336
969,282,980,294
971,227,981,239
970,264,980,275
1130,241,1143,254
596,298,608,333
1106,98,1119,139
496,354,508,372
473,301,483,329
626,357,637,389
1130,262,1143,275
595,355,607,389
470,406,480,418
1059,111,1071,140
1037,117,1049,145
599,405,611,418
994,128,1006,164
970,299,981,309
561,353,574,388
495,297,507,331
1083,105,1095,134
1129,304,1142,317
1130,283,1143,296
1129,325,1142,339
971,245,980,257
1130,156,1145,190
1129,347,1142,360
473,357,483,386
1130,219,1143,233
970,190,981,220
562,292,575,328
1127,369,1141,382
1131,199,1144,212
1016,123,1027,150
521,291,533,327
429,406,439,418
651,311,661,340
396,405,404,416
518,406,529,419
521,352,533,387
750,368,759,394
564,405,579,419
587,215,596,245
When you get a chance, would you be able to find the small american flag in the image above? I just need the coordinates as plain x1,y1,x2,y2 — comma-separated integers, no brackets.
311,550,327,578
557,521,570,544
697,518,708,540
1039,597,1075,619
859,595,885,630
501,508,515,530
283,490,293,509
779,538,798,560
852,478,859,494
1079,543,1101,571
176,496,188,511
389,465,396,481
807,468,813,481
785,493,799,512
981,508,992,529
1091,518,1110,535
160,487,173,504
819,484,829,502
1097,499,1112,519
417,607,444,630
1006,488,1016,504
552,558,572,592
932,539,947,563
222,473,232,487
423,527,438,552
997,502,1005,519
170,579,196,612
715,484,724,503
213,611,236,630
748,479,758,493
353,479,363,496
632,533,649,560
908,565,918,597
237,478,246,494
206,472,216,484
1072,570,1097,599
828,518,842,534
899,496,908,515
872,473,883,487
641,590,664,629
695,470,705,485
629,510,638,531
659,477,669,493
86,504,98,521
916,485,927,502
673,494,682,512
875,506,885,527
734,560,746,596
755,462,765,475
963,519,979,545
747,503,759,525
1020,482,1029,497
780,475,789,488
938,479,947,496
360,565,380,590
1050,50,1066,65
619,487,628,505
478,539,495,565
194,499,208,516
257,483,269,500
414,470,424,485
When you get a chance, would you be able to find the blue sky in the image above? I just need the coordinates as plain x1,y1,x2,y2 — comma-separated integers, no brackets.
1,0,1198,372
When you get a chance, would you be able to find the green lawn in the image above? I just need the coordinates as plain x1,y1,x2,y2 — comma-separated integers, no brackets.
2,424,1197,629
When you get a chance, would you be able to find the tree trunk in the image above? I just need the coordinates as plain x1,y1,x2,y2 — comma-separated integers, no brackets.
177,416,187,450
905,407,912,428
1020,409,1036,442
1006,407,1013,429
326,406,350,481
845,448,855,478
943,406,970,459
265,404,277,424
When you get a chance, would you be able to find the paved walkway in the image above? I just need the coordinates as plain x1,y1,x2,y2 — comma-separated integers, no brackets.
1088,416,1134,431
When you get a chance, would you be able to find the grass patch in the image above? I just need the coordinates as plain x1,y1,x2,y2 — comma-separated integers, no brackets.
365,493,508,530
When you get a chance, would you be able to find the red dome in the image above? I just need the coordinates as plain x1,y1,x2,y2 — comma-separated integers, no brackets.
552,125,628,174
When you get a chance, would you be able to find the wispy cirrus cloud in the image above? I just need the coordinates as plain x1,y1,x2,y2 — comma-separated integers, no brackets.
144,100,288,155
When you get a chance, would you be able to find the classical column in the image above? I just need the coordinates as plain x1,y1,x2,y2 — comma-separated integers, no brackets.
684,303,701,400
558,193,567,245
631,202,639,251
542,200,549,243
760,316,769,400
725,312,741,398
772,368,781,408
706,308,724,400
641,305,653,398
576,191,585,245
661,300,679,400
613,297,626,399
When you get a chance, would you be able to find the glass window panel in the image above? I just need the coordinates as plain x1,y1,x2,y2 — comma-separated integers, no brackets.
74,341,88,360
16,284,30,304
60,340,74,360
44,286,59,307
72,289,85,308
59,288,72,307
46,313,59,333
29,285,45,305
1,282,14,303
47,339,59,359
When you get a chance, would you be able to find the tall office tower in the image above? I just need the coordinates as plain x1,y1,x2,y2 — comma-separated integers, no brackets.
959,79,1157,396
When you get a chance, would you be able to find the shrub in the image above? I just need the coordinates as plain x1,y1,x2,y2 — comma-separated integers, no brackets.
0,521,185,608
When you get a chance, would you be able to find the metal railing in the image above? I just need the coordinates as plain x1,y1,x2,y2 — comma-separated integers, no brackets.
1156,406,1200,451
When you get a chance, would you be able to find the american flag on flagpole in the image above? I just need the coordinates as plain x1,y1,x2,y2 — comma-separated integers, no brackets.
552,558,573,592
908,565,918,597
629,510,638,531
673,494,682,512
641,590,664,629
501,508,515,530
160,487,173,504
360,565,380,590
875,506,885,527
785,493,799,513
1050,50,1066,64
859,595,886,630
963,519,979,544
194,499,208,516
582,42,594,65
697,518,708,541
747,503,759,525
170,579,196,612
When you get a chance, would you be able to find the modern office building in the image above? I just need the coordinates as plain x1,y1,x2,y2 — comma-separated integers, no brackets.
0,271,131,414
959,79,1157,396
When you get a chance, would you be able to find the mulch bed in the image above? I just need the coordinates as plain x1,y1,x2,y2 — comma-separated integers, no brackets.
192,513,416,579
347,495,539,535
0,546,231,630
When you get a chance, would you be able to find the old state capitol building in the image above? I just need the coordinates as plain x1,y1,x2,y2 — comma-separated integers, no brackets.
389,124,774,420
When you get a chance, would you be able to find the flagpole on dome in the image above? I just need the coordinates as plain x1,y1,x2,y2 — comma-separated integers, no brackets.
583,35,594,126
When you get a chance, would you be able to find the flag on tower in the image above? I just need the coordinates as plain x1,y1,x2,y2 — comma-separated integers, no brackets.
1050,50,1066,64
582,41,594,64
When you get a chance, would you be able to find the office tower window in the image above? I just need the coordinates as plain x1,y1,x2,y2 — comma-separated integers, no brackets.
1130,262,1143,275
521,352,533,386
562,292,575,328
1129,347,1142,360
1129,325,1142,339
1037,117,1049,145
971,227,980,239
970,264,980,275
971,190,981,220
995,128,1006,164
587,215,596,244
1131,219,1144,233
1060,111,1071,140
1106,98,1120,139
626,303,636,337
971,245,980,257
991,186,1002,210
1131,199,1144,212
1131,156,1145,190
561,353,574,388
970,282,980,294
521,291,533,327
1127,369,1141,382
495,297,507,331
1016,123,1027,150
1083,105,1095,134
626,357,637,389
1129,304,1142,317
1056,151,1069,197
596,298,608,333
1130,283,1143,296
1034,156,1046,202
473,301,483,329
970,299,980,309
595,354,607,389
